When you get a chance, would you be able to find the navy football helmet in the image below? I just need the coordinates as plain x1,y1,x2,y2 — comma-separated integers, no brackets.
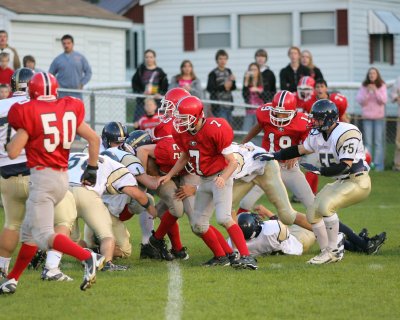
125,130,153,150
308,99,338,134
237,212,264,240
101,122,128,148
11,68,35,93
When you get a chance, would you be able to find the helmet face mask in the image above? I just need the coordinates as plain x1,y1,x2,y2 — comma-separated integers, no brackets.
173,96,204,134
11,68,35,93
271,90,297,128
173,111,198,133
158,88,191,120
297,86,313,101
270,108,296,127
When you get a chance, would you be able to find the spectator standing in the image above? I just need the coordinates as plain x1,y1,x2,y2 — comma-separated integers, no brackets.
280,46,310,93
0,53,13,85
207,49,236,124
242,63,264,132
169,60,203,99
49,34,92,100
254,49,276,102
0,84,10,99
356,67,387,171
390,76,400,171
23,55,44,73
131,49,168,121
0,30,20,70
301,50,324,80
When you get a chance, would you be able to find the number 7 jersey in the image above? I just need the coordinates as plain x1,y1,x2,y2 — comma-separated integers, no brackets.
8,96,85,168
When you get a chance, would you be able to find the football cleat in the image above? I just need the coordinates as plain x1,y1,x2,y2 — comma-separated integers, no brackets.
140,243,162,260
365,232,387,255
149,235,175,261
202,256,231,267
28,250,47,270
358,228,369,240
80,249,105,291
307,248,340,265
170,247,189,260
0,268,6,279
230,256,258,270
0,278,17,295
101,261,128,272
336,232,345,261
227,252,238,264
41,267,73,281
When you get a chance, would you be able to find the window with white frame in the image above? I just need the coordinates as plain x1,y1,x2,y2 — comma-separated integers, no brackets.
301,12,335,45
196,16,230,49
370,34,393,64
239,14,292,47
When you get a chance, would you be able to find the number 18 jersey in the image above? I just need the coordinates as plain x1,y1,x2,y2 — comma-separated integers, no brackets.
256,105,309,152
8,97,85,168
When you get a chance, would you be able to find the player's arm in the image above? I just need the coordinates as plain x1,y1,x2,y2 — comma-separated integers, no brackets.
76,122,99,167
214,152,238,189
254,144,312,162
121,185,157,217
136,144,156,172
6,128,29,159
135,173,159,190
241,123,262,144
158,151,189,186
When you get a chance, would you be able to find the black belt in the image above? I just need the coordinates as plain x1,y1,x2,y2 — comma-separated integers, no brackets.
1,171,30,179
339,171,367,181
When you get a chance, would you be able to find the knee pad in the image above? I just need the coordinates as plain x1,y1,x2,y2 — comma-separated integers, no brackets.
191,223,208,235
306,205,323,224
216,216,232,228
277,209,296,225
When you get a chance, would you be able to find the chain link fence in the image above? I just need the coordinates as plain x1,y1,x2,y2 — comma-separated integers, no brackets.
60,83,399,169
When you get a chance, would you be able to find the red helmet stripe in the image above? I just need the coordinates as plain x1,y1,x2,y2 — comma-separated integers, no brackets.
278,91,288,108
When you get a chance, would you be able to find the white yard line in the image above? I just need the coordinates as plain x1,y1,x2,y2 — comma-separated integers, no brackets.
166,262,183,320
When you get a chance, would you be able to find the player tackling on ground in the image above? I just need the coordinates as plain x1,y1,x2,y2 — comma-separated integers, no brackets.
256,99,371,264
0,72,102,294
158,96,257,269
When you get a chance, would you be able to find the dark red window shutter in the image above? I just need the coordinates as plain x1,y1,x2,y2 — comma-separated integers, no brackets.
369,35,375,64
390,35,394,65
337,9,348,46
183,16,195,51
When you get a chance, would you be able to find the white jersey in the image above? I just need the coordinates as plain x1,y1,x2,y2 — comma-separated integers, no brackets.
68,152,137,196
107,147,145,176
228,220,303,256
102,193,130,217
303,122,369,179
231,142,266,182
0,94,28,167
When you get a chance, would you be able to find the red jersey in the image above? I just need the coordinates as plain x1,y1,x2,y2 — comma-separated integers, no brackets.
153,117,174,140
172,118,233,177
8,97,84,168
328,93,347,121
0,67,13,85
138,114,161,138
154,137,181,174
295,92,317,114
256,105,309,152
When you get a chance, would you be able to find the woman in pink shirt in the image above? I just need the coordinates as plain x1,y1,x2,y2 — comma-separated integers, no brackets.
356,67,387,171
169,60,203,99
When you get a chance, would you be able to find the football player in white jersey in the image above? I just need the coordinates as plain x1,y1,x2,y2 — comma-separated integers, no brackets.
67,152,156,271
257,99,373,264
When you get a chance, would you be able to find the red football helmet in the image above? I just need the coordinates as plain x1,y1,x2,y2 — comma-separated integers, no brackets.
28,72,59,100
297,76,316,102
271,90,297,127
173,96,204,133
159,87,190,119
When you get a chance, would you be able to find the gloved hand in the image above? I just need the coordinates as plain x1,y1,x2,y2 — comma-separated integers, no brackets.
253,152,275,162
81,165,98,186
300,163,321,175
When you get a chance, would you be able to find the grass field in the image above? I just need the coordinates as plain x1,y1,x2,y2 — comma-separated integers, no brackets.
0,171,399,320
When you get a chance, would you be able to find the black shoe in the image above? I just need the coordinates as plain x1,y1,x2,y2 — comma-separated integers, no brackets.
291,195,301,203
171,247,189,260
227,252,238,264
140,243,161,259
231,256,258,270
202,256,230,267
101,261,128,272
149,235,175,261
0,268,6,279
365,232,387,255
358,228,369,240
28,250,47,270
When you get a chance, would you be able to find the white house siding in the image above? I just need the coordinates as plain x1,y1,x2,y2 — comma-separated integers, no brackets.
349,0,400,82
143,0,352,88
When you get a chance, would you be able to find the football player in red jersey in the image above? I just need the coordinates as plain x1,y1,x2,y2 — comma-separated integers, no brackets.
158,96,257,269
0,72,102,294
241,91,315,221
296,76,317,114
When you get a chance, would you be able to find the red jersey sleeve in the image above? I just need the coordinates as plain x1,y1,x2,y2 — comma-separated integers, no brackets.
8,101,29,132
330,93,348,120
212,118,233,153
256,104,270,127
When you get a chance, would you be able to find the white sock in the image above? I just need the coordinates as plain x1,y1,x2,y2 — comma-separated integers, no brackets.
324,214,339,250
45,250,63,270
312,220,329,251
0,256,11,273
140,211,154,244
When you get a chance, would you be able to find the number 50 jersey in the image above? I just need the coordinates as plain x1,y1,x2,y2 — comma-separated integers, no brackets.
68,153,137,196
8,96,85,168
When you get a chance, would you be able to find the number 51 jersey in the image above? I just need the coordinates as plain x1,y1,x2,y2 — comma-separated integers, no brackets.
8,97,85,168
